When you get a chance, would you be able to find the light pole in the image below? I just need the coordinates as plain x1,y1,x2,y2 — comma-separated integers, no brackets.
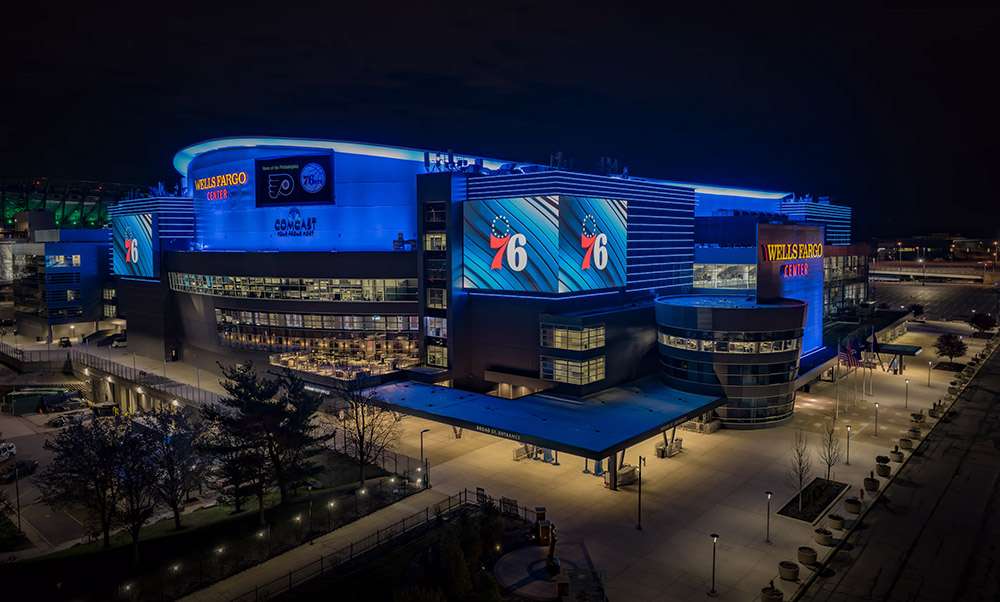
765,491,773,543
918,258,926,285
905,378,909,409
846,425,852,465
326,500,335,531
874,403,879,437
927,361,932,387
636,455,645,531
419,428,430,465
708,533,720,597
14,462,22,532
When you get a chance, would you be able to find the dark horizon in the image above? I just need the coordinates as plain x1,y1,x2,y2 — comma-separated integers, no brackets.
3,5,998,240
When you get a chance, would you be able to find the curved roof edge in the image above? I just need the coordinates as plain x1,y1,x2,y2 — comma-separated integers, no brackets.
172,136,793,200
173,136,509,176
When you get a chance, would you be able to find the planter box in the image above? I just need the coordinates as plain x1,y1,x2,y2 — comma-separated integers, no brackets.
890,450,905,462
864,477,880,493
761,586,784,601
899,438,913,450
844,497,862,515
814,528,834,546
928,409,941,418
778,560,800,581
876,463,891,478
828,514,845,530
798,546,817,565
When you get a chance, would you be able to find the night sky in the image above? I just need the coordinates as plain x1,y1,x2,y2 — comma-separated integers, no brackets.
3,5,998,240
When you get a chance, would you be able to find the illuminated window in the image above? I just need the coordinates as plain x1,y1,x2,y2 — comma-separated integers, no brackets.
168,273,417,302
540,356,605,385
71,255,81,267
103,304,117,318
540,325,605,350
66,289,79,302
424,317,447,338
692,264,756,289
427,288,447,309
102,288,116,301
427,345,448,367
424,233,447,252
657,331,798,354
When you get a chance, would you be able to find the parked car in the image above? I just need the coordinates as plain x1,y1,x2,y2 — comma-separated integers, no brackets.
111,338,127,348
46,411,87,428
0,459,38,483
58,336,72,348
0,441,15,463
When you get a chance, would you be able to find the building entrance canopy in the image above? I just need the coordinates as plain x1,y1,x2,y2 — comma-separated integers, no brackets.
374,377,723,459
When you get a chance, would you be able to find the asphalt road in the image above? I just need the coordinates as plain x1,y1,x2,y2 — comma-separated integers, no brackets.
872,281,1000,321
799,339,1000,601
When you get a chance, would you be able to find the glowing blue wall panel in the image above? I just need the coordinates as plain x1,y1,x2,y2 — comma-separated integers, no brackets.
695,192,782,217
112,213,157,278
188,148,419,252
756,224,824,352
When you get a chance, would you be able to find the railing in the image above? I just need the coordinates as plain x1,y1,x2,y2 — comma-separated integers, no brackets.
69,349,224,406
0,340,70,363
229,488,542,602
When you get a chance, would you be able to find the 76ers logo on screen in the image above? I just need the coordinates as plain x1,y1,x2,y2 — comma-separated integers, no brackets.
123,232,139,264
489,215,528,271
580,214,609,270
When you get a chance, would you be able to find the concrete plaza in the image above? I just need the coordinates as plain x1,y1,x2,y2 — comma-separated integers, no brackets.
391,321,985,601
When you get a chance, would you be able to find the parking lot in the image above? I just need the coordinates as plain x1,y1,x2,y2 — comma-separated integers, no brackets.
872,281,1000,320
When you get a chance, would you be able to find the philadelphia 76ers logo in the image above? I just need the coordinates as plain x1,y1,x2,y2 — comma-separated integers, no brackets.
580,214,609,270
489,215,528,271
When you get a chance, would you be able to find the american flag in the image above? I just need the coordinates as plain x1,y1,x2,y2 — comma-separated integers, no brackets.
839,340,862,367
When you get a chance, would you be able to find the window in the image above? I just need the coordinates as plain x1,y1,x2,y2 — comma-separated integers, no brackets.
45,255,66,268
66,289,79,302
71,255,81,267
427,345,448,367
167,273,418,302
424,233,447,252
425,317,447,338
102,288,116,301
540,356,605,385
657,331,799,354
103,304,117,318
692,264,756,289
540,325,605,350
427,288,447,309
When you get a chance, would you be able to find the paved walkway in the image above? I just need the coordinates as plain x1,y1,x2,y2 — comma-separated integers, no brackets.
799,338,1000,601
180,488,449,602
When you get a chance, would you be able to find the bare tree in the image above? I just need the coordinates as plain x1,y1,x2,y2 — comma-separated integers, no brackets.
787,429,813,512
38,418,123,548
116,420,161,567
334,378,402,486
818,421,841,481
144,409,208,530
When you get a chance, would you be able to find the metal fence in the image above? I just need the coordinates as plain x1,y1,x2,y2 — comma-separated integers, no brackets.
0,340,70,363
230,488,541,602
69,349,223,406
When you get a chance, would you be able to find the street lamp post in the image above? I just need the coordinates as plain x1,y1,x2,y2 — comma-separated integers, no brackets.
636,455,646,531
14,462,22,532
419,428,430,465
708,533,720,597
905,379,909,409
874,403,879,437
765,491,773,543
846,425,852,465
928,361,932,387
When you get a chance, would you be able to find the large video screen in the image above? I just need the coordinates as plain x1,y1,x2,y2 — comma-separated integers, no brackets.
757,223,823,352
462,195,627,293
112,213,157,278
255,155,334,207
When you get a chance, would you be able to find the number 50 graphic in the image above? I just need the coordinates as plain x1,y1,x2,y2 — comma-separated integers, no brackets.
489,216,528,271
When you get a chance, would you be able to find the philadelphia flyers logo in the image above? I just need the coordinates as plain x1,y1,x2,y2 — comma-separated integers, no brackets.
580,214,608,270
489,215,527,271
